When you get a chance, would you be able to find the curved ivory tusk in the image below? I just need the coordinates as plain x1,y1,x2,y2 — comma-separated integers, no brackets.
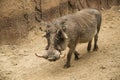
61,30,68,39
35,53,44,58
60,53,66,58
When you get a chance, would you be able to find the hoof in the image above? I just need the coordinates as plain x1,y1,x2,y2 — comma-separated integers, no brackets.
64,64,70,68
74,51,79,60
87,49,91,52
87,47,91,52
93,47,98,51
75,57,79,61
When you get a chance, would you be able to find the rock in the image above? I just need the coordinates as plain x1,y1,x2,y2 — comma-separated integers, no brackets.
100,66,106,69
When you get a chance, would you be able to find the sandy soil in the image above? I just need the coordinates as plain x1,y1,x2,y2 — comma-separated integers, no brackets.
0,7,120,80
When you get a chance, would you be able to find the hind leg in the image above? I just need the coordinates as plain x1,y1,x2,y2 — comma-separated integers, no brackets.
87,39,92,52
74,51,79,60
93,34,99,51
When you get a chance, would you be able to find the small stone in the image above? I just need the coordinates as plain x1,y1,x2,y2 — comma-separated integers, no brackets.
109,26,113,28
100,66,106,69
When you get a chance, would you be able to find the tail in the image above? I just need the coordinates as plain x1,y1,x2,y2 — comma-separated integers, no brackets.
96,13,102,34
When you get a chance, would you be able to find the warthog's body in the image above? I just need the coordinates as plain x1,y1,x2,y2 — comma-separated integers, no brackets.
42,8,102,68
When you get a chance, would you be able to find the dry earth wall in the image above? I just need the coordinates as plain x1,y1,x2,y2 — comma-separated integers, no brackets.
0,0,120,44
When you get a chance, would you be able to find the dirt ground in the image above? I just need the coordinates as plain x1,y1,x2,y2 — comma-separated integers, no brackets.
0,6,120,80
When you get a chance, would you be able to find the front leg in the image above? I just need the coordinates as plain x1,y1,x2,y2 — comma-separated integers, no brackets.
64,44,76,68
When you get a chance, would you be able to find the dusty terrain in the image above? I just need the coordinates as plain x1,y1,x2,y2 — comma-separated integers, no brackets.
0,7,120,80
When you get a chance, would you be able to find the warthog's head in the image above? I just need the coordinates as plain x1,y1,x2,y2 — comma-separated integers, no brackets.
41,20,68,61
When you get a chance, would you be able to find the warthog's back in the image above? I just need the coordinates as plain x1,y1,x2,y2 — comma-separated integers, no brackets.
55,9,101,43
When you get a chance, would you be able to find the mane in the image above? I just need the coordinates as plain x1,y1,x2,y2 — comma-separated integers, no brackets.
72,11,97,28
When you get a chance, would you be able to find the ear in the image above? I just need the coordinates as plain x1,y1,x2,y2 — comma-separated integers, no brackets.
40,21,47,31
40,21,51,32
60,19,67,31
60,19,67,24
55,19,67,31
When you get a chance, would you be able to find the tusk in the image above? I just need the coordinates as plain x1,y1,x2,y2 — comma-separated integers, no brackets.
62,31,68,39
60,53,66,58
35,53,44,58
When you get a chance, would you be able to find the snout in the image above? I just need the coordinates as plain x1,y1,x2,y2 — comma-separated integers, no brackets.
40,49,61,61
36,50,65,61
47,50,60,61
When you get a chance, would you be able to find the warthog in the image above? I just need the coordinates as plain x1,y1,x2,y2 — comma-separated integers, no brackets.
39,8,102,68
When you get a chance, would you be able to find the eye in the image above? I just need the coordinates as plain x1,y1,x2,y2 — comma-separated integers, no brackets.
47,24,51,28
